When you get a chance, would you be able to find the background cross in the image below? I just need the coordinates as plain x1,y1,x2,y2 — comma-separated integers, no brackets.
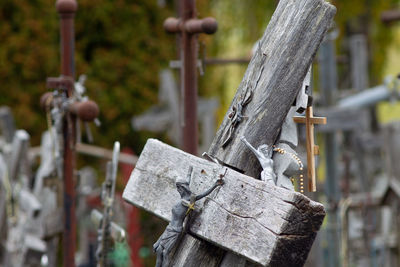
163,0,217,155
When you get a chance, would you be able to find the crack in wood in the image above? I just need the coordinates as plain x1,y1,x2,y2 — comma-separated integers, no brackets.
123,138,329,266
206,198,309,240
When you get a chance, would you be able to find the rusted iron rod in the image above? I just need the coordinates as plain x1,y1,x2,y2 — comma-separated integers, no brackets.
41,90,99,122
164,0,217,155
55,0,77,266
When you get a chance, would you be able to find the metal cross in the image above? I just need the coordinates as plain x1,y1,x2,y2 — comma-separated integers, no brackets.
42,1,98,266
293,106,326,192
163,0,218,155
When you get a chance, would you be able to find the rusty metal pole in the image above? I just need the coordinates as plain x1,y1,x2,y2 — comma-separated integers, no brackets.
56,0,77,266
181,0,198,155
164,0,217,155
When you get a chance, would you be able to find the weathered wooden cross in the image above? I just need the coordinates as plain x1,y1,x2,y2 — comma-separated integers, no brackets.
132,69,219,154
293,106,327,192
0,130,49,267
124,0,336,266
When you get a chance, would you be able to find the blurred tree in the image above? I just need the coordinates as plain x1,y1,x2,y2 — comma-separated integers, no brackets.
199,0,398,122
0,0,175,153
0,0,58,143
333,0,399,86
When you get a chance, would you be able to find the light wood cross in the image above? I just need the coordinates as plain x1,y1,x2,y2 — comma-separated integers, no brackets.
293,106,327,192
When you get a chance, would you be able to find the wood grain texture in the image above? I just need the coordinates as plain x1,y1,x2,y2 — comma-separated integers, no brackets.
124,0,336,265
207,0,336,180
183,0,336,265
122,139,325,266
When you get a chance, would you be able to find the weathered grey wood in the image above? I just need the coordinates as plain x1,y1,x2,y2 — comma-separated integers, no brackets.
174,0,335,265
219,252,247,267
32,130,63,240
0,154,7,236
123,139,325,266
0,185,6,264
198,98,219,153
169,234,226,267
46,236,59,267
18,188,42,219
338,84,391,109
125,0,335,265
91,209,126,242
132,69,219,153
0,154,8,264
76,167,97,265
8,130,31,183
33,131,56,196
318,36,340,267
316,108,369,132
383,122,400,178
0,106,16,143
349,34,368,91
75,142,138,165
208,0,336,179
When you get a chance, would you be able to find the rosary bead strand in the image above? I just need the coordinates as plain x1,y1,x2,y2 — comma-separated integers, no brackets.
273,146,304,193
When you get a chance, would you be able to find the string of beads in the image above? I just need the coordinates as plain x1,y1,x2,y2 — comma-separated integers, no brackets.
273,146,305,193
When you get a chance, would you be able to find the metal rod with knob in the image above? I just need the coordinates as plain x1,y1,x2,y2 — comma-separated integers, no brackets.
163,0,217,155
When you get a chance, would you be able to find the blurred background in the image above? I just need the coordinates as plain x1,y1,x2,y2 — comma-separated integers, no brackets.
1,0,400,266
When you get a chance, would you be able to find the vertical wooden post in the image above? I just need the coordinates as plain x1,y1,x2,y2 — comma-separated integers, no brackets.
166,0,336,265
164,0,218,155
55,0,77,266
349,34,368,92
319,36,341,267
350,34,370,193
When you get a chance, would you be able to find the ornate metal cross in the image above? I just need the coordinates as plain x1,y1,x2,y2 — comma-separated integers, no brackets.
42,1,99,266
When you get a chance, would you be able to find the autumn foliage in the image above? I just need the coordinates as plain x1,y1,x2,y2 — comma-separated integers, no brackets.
0,0,174,150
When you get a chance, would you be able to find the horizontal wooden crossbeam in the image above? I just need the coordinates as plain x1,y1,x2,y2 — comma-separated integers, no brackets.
122,139,326,266
293,116,327,125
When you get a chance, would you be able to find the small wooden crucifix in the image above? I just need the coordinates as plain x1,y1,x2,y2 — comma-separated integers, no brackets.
293,106,327,192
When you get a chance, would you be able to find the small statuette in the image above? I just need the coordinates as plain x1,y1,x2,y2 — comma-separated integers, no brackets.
153,166,224,267
240,136,276,185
